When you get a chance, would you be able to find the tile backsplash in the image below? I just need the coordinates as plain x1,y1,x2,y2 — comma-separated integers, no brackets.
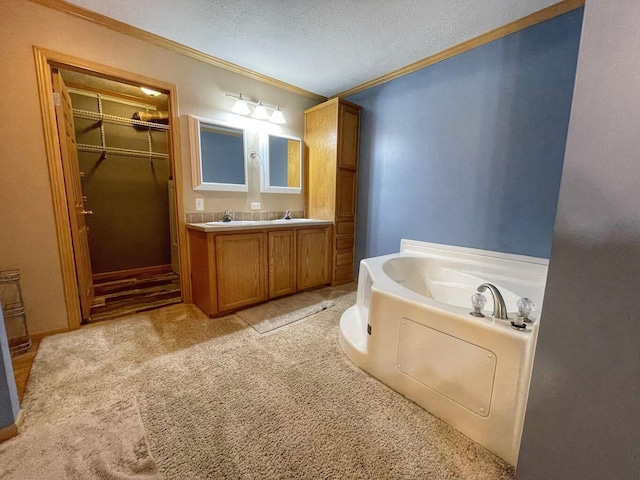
185,210,305,223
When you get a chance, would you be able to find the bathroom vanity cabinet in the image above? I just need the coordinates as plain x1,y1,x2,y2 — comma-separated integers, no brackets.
187,222,331,316
304,98,361,285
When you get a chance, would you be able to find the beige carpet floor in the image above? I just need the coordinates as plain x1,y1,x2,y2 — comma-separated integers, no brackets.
0,398,158,479
236,291,334,333
6,284,514,479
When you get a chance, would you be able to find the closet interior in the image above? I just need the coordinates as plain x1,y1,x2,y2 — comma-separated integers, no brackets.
61,70,181,322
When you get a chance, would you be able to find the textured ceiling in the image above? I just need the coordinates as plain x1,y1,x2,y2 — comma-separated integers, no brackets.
66,0,560,97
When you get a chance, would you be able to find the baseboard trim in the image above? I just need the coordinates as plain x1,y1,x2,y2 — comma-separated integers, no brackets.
0,411,21,443
28,327,69,340
15,410,24,430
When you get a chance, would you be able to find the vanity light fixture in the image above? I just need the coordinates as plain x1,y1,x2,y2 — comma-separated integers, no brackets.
226,93,286,124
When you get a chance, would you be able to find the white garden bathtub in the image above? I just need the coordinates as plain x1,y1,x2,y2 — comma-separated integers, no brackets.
338,239,548,466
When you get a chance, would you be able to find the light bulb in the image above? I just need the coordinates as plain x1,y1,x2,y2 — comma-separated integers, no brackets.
231,94,251,115
251,101,269,120
270,106,286,124
140,87,161,97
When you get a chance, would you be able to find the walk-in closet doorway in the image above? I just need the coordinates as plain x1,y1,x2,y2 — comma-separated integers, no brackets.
35,48,190,330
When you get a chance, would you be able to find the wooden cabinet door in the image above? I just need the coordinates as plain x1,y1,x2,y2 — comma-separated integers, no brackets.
297,227,331,290
337,104,360,171
215,233,267,312
268,230,296,298
336,169,357,219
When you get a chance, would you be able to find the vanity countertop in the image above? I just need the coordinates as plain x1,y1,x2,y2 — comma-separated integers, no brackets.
186,219,333,233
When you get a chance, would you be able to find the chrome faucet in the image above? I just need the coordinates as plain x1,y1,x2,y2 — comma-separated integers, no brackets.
283,209,291,220
477,283,508,319
222,210,233,222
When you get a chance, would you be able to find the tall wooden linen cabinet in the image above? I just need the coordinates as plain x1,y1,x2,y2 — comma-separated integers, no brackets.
304,98,361,285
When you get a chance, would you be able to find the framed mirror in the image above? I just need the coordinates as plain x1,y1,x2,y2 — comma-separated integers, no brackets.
188,115,248,191
259,133,302,194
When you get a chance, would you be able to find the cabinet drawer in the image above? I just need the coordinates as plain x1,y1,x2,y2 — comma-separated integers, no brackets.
336,251,354,268
334,265,355,283
336,235,354,251
336,221,355,235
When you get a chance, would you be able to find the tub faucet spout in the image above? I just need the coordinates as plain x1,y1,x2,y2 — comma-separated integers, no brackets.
477,283,508,319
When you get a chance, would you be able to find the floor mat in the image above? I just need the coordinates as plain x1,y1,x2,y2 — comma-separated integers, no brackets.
236,291,334,333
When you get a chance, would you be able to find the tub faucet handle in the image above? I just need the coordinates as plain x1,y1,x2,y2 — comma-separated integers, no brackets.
470,293,486,318
517,298,535,323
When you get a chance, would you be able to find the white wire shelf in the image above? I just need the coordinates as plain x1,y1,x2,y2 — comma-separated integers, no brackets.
77,144,170,159
73,109,170,130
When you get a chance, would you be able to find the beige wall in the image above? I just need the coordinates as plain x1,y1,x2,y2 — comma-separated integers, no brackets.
0,0,321,334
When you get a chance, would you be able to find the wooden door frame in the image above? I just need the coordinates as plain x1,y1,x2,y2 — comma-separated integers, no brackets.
33,46,191,331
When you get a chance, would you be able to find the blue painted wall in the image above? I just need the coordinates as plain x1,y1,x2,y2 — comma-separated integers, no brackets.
0,308,20,429
348,8,583,264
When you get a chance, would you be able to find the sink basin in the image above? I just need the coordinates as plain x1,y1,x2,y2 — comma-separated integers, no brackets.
271,218,310,223
205,221,259,226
